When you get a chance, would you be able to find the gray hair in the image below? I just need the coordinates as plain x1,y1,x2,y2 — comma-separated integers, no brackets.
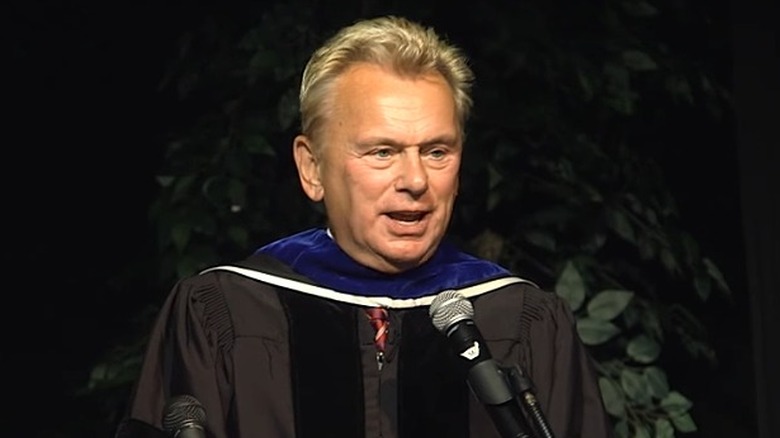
299,15,475,145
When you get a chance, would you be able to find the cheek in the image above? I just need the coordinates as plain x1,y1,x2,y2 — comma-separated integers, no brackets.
435,171,460,197
346,167,392,199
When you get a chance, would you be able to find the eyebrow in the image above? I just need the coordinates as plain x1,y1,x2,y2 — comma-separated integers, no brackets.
356,135,460,148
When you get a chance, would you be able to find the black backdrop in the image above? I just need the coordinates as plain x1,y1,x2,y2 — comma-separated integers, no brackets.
4,0,775,436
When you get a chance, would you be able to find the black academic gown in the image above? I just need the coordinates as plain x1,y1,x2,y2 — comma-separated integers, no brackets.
115,253,612,438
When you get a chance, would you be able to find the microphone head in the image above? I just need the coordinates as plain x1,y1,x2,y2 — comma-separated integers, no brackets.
429,290,474,333
162,394,206,434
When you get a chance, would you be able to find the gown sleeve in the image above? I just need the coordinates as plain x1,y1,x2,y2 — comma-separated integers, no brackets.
114,275,235,438
523,289,613,438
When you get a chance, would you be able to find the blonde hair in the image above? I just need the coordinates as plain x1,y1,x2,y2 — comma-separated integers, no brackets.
299,15,474,144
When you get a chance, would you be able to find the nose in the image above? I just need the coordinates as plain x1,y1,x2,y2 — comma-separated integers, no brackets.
395,150,428,196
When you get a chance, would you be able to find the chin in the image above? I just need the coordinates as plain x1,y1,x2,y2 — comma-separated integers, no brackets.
383,248,433,270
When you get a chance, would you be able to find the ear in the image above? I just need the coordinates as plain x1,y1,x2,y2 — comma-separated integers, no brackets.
293,134,324,202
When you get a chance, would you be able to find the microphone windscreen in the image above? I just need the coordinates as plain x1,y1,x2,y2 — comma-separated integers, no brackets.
162,394,206,435
429,290,474,333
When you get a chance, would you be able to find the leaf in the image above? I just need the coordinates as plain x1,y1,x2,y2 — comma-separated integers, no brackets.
622,304,641,329
488,164,503,189
225,147,252,177
603,63,636,115
88,363,108,386
171,223,191,252
621,369,651,404
607,208,636,243
675,326,716,362
654,418,675,438
622,1,659,17
524,230,557,252
614,420,630,438
277,87,299,130
227,226,249,247
634,424,651,438
228,179,247,206
641,308,664,341
176,254,200,280
243,135,276,156
172,174,197,202
201,176,223,203
577,69,594,101
248,48,278,76
582,232,607,252
577,317,621,345
637,236,655,260
643,207,659,225
703,257,731,293
472,229,504,262
622,50,658,71
643,366,670,399
692,271,712,301
627,334,661,363
587,290,635,320
487,190,502,211
156,175,175,187
670,413,697,432
599,377,625,417
660,391,693,415
660,248,680,274
555,261,586,311
665,75,694,104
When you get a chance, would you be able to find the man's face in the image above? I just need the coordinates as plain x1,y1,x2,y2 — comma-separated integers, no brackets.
294,63,462,273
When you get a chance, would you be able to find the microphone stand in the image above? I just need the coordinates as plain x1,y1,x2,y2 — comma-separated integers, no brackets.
472,363,555,438
502,364,556,438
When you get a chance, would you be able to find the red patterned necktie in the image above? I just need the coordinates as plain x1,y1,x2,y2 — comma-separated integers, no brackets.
366,307,389,352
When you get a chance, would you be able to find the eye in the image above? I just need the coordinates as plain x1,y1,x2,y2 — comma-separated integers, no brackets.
373,147,394,159
427,148,448,160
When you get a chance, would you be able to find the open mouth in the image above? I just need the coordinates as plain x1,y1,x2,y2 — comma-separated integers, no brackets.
386,211,427,222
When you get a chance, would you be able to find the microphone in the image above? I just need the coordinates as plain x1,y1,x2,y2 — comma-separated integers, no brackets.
162,394,207,438
429,290,532,438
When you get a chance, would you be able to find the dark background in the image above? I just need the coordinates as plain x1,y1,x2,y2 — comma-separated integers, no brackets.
4,0,776,436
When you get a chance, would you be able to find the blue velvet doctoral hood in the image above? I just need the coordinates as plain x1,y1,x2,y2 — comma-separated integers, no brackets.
255,227,511,299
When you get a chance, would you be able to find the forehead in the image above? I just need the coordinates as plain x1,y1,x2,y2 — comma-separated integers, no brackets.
333,62,451,97
326,63,458,129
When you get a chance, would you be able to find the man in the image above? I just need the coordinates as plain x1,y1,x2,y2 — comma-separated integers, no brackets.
116,15,611,438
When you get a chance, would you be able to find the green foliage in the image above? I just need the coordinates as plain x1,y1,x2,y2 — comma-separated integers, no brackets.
148,0,327,284
86,1,734,436
451,4,731,436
